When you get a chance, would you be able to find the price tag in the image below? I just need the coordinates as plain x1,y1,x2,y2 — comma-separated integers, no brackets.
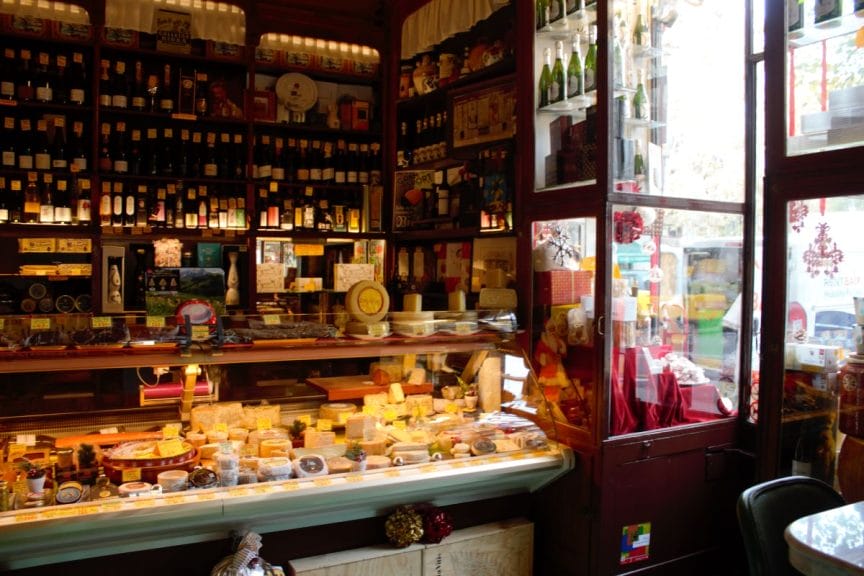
99,427,120,434
444,402,459,414
345,473,365,483
312,478,332,487
30,318,51,331
214,422,229,433
383,408,398,422
156,438,186,458
384,469,400,478
362,405,376,416
122,468,142,482
262,314,281,326
256,417,272,431
162,424,180,439
15,433,35,445
269,181,278,192
90,316,112,329
191,325,210,341
146,316,166,328
298,414,312,426
393,420,407,430
317,418,332,431
419,464,436,474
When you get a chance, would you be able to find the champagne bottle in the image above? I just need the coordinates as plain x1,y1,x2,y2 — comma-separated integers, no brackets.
536,0,549,30
549,0,564,23
539,47,553,108
584,25,598,92
68,51,86,105
814,0,843,24
567,33,584,99
633,69,649,120
23,172,40,223
551,41,566,104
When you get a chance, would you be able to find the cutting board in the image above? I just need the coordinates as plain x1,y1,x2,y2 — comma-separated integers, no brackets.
306,375,433,401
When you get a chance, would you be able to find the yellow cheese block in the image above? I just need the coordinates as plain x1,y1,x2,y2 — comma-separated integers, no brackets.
388,383,405,404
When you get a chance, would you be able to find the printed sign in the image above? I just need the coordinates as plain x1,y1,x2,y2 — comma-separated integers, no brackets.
620,522,651,565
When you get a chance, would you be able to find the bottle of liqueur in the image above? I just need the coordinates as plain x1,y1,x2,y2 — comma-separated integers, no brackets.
551,41,566,105
18,119,34,170
98,59,112,107
131,61,147,111
68,51,86,105
0,48,15,101
538,47,552,108
567,33,584,100
584,25,598,92
17,49,35,102
51,117,68,171
34,120,52,171
23,172,41,223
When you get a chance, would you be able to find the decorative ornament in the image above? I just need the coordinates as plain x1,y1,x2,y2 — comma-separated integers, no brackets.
416,504,454,544
385,505,424,548
803,221,844,278
533,223,581,271
788,200,809,233
613,210,644,244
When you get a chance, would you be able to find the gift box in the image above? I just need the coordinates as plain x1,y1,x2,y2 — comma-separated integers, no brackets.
535,270,593,305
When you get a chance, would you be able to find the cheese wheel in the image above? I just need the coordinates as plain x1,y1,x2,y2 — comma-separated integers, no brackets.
319,403,357,424
260,438,291,458
199,443,221,460
346,280,390,323
359,438,387,456
186,432,207,448
365,455,391,469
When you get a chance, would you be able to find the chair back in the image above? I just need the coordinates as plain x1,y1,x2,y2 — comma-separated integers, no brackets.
736,475,845,576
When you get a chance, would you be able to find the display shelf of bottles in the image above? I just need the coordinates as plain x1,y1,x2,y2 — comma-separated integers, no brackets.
396,57,516,108
788,6,864,47
537,91,596,115
251,120,379,138
252,62,380,87
536,1,598,35
0,44,93,108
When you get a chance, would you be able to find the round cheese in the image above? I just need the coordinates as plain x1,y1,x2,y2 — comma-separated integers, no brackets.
319,402,357,425
346,280,390,323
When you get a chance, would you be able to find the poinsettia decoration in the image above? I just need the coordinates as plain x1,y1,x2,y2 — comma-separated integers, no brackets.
614,210,644,244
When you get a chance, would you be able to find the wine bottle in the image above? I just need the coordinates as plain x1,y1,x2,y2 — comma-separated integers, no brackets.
23,172,41,223
111,60,129,109
112,181,124,226
634,140,646,183
549,0,564,24
34,119,52,171
35,51,53,103
266,184,280,228
98,59,112,107
54,176,71,224
209,189,220,229
257,135,273,179
302,187,316,229
190,131,203,177
17,49,35,102
99,181,112,226
7,178,21,222
98,123,113,173
131,61,146,111
39,173,55,223
358,142,370,184
68,51,86,105
146,73,160,112
53,53,68,104
71,121,88,171
51,117,68,171
0,48,15,101
172,183,185,228
536,0,549,30
161,127,175,176
309,140,323,181
257,186,269,229
633,4,649,47
72,167,91,225
272,137,285,181
145,128,160,175
184,184,198,229
551,41,566,104
197,185,208,228
369,142,382,186
129,128,143,175
159,64,174,113
218,133,231,177
345,141,358,183
195,71,209,116
322,141,335,182
584,25,598,92
149,186,166,227
232,133,245,180
567,33,584,99
202,132,218,178
538,47,553,108
633,69,649,120
18,119,34,170
113,122,129,174
0,177,8,223
2,117,15,168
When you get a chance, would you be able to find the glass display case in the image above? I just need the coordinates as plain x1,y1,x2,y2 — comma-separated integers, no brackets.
785,0,864,156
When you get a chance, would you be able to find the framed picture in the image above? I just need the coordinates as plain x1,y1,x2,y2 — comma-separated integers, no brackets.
252,90,276,122
449,77,516,151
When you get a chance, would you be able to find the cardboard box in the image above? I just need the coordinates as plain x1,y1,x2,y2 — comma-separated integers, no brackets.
535,270,593,305
333,263,375,292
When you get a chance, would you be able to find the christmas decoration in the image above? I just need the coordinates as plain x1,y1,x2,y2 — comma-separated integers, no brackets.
613,210,644,244
416,504,454,544
788,200,809,233
385,505,424,548
803,222,844,278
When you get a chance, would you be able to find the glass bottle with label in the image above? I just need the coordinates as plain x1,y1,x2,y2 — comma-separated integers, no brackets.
23,172,40,223
814,0,843,25
567,33,584,100
551,41,566,105
539,47,553,108
584,25,598,93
